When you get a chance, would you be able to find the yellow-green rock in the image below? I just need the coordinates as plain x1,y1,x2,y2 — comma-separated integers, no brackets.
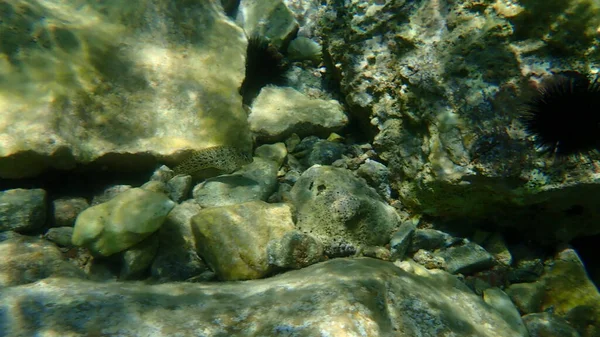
539,248,600,337
72,188,175,256
191,200,295,281
0,0,251,178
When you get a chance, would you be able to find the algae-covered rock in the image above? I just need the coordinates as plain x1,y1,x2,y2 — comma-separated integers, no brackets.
248,87,348,142
0,232,86,287
0,258,531,337
0,188,47,232
316,0,600,243
72,188,175,256
191,200,295,280
0,0,251,178
290,165,400,250
538,248,600,337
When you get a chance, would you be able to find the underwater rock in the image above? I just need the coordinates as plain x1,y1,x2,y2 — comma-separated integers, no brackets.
151,201,207,283
506,281,545,315
0,188,47,233
356,159,392,200
483,287,530,337
389,220,416,260
293,136,346,169
0,1,251,178
119,233,159,280
0,232,86,287
410,228,454,253
72,188,175,256
192,146,282,208
248,87,348,142
290,165,400,249
52,197,89,228
317,0,600,245
166,174,192,203
0,258,530,337
523,312,582,337
538,248,600,337
192,157,278,207
437,242,496,275
44,227,74,247
236,0,298,49
191,200,295,281
267,230,323,269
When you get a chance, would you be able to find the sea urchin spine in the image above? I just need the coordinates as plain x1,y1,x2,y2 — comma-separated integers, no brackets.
520,71,600,158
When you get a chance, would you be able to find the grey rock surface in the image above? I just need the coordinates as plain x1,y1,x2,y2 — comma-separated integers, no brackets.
193,156,280,208
438,241,496,274
0,188,47,233
523,312,581,337
290,165,400,249
52,197,89,227
0,232,86,287
151,201,208,282
0,258,528,337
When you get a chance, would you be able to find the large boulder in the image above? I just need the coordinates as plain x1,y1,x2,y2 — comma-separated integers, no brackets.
316,0,600,243
0,0,251,178
0,258,528,337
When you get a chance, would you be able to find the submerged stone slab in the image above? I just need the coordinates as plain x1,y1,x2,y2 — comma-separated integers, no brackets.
0,0,251,178
0,258,527,337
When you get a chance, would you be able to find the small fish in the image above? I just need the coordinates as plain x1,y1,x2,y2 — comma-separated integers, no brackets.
173,146,253,175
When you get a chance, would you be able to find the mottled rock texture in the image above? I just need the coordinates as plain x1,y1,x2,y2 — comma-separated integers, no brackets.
0,258,527,337
316,0,600,243
0,0,251,178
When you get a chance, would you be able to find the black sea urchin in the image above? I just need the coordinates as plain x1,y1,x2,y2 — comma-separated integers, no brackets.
239,35,288,106
521,71,600,158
